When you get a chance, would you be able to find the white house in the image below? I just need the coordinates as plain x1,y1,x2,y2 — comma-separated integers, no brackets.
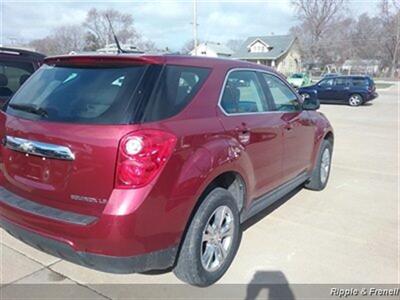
190,42,233,58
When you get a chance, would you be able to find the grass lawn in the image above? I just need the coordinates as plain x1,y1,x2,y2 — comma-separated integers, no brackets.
375,83,394,89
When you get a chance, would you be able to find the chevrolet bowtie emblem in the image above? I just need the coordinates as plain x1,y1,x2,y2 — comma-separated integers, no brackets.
20,142,34,152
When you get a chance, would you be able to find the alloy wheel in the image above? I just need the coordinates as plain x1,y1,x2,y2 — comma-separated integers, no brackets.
349,95,362,106
320,148,331,184
201,205,234,272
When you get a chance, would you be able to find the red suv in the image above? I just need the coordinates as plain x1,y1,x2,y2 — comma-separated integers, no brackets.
0,55,333,286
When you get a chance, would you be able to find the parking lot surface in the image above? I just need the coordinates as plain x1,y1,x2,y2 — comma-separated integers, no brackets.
1,84,398,298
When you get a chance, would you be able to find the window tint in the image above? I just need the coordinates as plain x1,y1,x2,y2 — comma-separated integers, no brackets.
262,73,300,112
334,78,349,86
319,78,334,87
143,66,210,121
220,71,269,114
351,77,369,86
0,61,34,97
8,65,146,124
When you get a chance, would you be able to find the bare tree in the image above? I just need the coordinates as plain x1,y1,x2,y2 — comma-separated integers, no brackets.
291,0,348,63
378,0,400,77
83,8,142,48
351,13,382,60
28,25,85,55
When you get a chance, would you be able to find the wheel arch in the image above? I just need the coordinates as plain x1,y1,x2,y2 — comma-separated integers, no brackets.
173,169,248,267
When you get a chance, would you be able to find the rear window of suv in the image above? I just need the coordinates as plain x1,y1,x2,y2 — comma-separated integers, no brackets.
6,64,210,124
7,64,146,124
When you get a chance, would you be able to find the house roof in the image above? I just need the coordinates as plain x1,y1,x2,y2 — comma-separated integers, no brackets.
191,42,233,55
233,35,296,60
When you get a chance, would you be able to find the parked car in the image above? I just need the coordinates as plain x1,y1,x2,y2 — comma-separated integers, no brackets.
298,75,378,106
0,54,334,286
0,47,45,106
287,72,311,88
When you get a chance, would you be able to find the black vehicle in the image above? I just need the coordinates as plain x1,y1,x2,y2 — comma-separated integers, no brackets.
0,47,45,106
298,75,378,106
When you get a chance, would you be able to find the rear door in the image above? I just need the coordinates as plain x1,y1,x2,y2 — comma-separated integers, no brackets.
0,63,149,216
331,77,351,101
218,70,283,198
261,73,315,182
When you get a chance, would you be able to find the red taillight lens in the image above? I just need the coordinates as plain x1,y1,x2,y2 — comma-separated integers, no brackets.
115,130,177,189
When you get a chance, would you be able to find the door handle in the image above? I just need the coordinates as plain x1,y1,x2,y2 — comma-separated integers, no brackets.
284,124,293,131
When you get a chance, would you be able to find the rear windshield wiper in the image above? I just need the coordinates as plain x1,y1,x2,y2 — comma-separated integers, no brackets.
8,103,48,118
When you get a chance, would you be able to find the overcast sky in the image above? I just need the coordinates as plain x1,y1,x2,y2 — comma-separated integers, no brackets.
1,0,380,50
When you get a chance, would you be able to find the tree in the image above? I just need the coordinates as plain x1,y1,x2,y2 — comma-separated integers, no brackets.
291,0,348,63
377,0,400,77
28,25,86,55
83,8,141,48
351,13,382,60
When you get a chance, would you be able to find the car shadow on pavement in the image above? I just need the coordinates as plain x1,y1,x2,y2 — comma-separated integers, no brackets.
245,271,295,300
242,186,302,232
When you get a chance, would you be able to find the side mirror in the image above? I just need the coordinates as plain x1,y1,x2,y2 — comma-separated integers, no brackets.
302,90,320,110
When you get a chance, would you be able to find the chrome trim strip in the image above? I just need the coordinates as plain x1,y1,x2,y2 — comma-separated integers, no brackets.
217,67,302,116
4,136,75,161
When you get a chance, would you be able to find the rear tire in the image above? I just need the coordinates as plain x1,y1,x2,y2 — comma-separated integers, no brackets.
173,188,241,286
305,139,332,191
348,94,363,106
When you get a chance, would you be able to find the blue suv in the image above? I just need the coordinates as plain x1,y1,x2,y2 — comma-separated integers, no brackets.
298,75,378,106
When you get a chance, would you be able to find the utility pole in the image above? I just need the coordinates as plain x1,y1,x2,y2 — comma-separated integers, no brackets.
193,0,198,55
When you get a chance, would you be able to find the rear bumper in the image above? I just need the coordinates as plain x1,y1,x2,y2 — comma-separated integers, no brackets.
1,217,177,273
366,92,378,101
0,183,186,272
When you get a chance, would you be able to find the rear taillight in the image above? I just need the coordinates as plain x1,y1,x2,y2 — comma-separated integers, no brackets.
115,130,177,189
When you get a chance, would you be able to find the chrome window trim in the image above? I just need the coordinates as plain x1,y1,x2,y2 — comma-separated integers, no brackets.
4,136,75,161
217,67,302,117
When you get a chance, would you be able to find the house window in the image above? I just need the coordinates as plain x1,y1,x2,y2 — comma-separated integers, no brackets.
250,41,268,53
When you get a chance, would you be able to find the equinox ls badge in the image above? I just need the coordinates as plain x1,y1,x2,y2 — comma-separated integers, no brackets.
71,194,107,204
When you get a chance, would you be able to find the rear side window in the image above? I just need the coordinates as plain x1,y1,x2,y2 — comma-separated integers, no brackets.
220,70,270,114
7,65,146,124
0,61,34,96
334,78,350,86
351,77,369,87
143,66,210,122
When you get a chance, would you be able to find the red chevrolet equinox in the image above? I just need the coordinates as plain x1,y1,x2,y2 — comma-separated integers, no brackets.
0,55,333,286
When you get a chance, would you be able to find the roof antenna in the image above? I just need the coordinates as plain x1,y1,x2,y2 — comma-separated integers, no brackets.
106,14,125,54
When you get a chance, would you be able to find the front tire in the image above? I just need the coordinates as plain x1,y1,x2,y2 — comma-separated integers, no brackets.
173,188,241,286
305,139,333,191
301,93,310,100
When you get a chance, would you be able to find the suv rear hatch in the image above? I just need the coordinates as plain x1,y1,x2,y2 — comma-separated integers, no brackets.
0,57,158,216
